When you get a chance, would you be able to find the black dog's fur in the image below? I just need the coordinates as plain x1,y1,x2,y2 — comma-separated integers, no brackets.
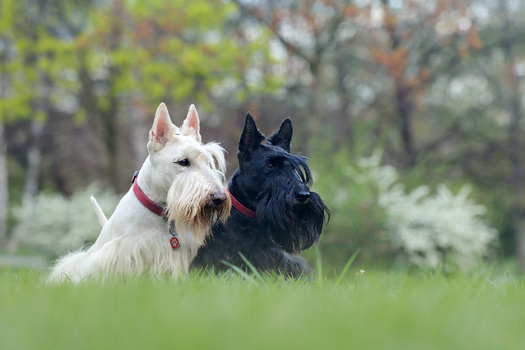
192,113,330,277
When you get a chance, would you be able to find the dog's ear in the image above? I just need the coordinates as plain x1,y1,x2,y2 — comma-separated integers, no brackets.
267,117,293,153
150,103,178,150
181,104,202,143
239,112,265,156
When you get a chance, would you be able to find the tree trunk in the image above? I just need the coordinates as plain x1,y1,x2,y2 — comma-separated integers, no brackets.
23,121,44,201
127,95,148,167
395,83,416,168
381,0,416,169
509,76,524,272
77,51,121,192
307,62,323,153
335,56,354,151
516,219,525,273
0,123,8,248
103,92,120,192
7,120,44,252
501,0,525,271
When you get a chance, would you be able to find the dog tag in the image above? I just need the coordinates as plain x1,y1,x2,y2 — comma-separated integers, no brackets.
170,236,180,250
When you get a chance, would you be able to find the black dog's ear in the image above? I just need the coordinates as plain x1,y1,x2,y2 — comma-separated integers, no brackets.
267,117,293,153
239,112,265,156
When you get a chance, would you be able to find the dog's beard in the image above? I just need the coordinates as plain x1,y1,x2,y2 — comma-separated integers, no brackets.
256,180,330,254
165,172,231,244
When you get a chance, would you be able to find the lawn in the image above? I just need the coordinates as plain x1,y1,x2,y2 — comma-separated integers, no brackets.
0,265,524,350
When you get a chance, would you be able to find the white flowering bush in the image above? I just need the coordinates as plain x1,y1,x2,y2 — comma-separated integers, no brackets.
13,183,120,258
361,152,498,272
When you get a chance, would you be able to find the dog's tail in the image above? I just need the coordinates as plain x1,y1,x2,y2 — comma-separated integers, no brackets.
91,196,108,227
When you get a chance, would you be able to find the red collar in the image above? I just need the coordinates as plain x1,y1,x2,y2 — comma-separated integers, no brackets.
226,187,256,219
132,172,168,219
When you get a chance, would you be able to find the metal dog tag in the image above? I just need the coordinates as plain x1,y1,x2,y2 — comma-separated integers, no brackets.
170,236,180,250
168,221,180,250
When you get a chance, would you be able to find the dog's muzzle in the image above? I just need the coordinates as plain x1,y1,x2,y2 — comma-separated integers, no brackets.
296,191,311,203
210,192,227,207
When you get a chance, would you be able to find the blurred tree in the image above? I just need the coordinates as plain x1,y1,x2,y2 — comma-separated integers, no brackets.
0,22,8,245
471,0,525,271
500,8,525,272
234,0,355,152
368,0,483,168
0,0,94,250
0,124,6,246
1,0,523,270
235,0,484,166
70,0,281,191
1,0,280,248
234,0,525,268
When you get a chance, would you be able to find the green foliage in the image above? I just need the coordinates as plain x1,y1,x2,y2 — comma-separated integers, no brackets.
80,0,280,112
0,0,282,123
0,0,81,122
311,150,389,268
0,268,524,350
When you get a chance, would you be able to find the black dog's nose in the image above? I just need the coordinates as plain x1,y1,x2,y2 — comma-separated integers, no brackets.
297,191,311,203
210,192,227,206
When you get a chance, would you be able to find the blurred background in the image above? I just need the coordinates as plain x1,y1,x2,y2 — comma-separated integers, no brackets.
0,0,523,274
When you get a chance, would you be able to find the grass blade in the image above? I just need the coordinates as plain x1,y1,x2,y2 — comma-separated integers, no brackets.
220,260,259,286
335,247,361,286
314,245,323,288
238,253,267,285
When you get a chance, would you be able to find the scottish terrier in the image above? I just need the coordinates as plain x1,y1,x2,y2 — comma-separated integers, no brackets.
48,103,231,283
193,113,329,277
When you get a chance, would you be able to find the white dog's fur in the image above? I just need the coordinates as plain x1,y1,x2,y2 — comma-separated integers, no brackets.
48,103,231,283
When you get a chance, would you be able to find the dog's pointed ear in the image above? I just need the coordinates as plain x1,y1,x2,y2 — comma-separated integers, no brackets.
239,112,265,156
267,117,293,153
150,103,178,150
181,104,201,143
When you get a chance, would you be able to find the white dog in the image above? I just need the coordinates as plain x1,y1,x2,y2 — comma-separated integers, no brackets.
48,103,231,283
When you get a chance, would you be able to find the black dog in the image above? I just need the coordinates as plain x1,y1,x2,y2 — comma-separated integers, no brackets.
193,113,330,277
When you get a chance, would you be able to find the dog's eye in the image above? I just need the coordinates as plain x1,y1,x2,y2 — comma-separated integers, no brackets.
175,159,190,167
266,163,273,170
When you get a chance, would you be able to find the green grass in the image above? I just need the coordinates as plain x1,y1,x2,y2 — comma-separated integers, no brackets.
1,266,524,350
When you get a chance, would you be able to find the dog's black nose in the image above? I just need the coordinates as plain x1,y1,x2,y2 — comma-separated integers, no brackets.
297,191,310,203
211,192,227,206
